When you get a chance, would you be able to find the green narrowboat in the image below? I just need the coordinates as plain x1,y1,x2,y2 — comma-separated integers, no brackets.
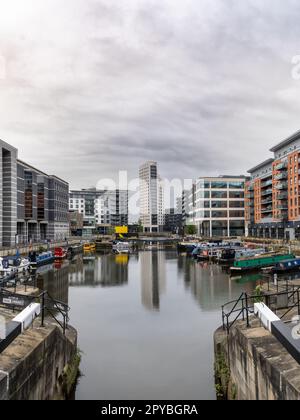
230,253,295,273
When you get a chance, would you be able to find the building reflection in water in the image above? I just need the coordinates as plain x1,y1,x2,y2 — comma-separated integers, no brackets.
68,254,129,288
37,261,69,305
140,251,166,312
177,254,257,311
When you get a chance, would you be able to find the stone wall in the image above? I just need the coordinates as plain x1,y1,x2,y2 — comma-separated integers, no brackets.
214,321,300,400
0,322,78,400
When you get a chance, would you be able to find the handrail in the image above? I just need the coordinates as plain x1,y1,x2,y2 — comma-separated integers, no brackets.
0,287,69,334
222,287,300,334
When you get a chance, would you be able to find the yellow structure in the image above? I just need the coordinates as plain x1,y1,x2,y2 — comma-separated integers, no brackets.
115,226,128,235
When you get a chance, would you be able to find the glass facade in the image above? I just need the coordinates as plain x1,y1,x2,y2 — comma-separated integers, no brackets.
211,191,227,199
211,181,228,189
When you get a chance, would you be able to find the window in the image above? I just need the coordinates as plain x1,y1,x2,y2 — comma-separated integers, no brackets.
197,180,210,189
229,201,244,208
229,181,244,189
211,210,227,218
211,181,227,189
211,201,227,208
229,191,244,199
229,210,245,218
212,191,227,199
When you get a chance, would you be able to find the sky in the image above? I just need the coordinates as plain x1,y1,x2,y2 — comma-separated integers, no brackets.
1,0,300,189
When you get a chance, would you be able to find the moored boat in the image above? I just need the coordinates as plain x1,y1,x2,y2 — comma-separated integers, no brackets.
54,247,67,260
230,253,295,273
112,241,132,254
266,258,300,274
28,251,55,268
67,244,83,258
0,255,30,276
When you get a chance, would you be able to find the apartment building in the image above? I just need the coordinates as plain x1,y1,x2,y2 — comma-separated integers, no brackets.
139,161,164,232
187,176,246,237
0,139,69,247
246,130,300,240
69,188,128,235
17,160,69,243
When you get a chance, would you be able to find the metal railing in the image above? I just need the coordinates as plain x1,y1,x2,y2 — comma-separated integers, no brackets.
222,287,300,334
0,286,70,334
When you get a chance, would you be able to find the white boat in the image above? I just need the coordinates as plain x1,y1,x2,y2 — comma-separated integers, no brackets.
112,241,132,254
0,256,30,276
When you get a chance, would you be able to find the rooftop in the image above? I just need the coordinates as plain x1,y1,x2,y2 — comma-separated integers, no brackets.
270,130,300,153
247,158,274,174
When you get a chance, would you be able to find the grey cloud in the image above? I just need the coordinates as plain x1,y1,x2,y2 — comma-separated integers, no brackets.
0,0,300,190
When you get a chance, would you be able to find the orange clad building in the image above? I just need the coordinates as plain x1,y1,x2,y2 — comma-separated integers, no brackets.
246,130,300,240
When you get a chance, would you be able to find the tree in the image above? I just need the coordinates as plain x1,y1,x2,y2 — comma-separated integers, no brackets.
185,225,197,235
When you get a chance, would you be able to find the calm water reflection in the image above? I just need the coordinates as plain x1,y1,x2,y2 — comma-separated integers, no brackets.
37,250,259,400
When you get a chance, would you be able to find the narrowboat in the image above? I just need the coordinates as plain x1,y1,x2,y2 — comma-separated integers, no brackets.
230,253,295,273
177,242,198,255
28,251,55,268
54,247,67,260
218,248,266,263
268,258,300,274
67,244,83,258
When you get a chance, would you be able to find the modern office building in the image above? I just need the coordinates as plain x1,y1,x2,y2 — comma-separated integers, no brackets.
69,188,128,235
189,176,246,237
0,139,69,247
139,161,165,232
0,140,17,247
246,130,300,240
164,208,183,234
17,161,69,243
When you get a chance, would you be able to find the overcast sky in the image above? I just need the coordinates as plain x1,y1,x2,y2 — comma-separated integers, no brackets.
1,0,300,189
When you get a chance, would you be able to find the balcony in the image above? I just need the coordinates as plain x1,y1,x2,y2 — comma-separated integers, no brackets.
277,192,288,200
277,211,288,219
261,198,273,205
248,185,254,191
277,205,288,210
261,189,273,196
275,161,288,171
261,179,273,188
274,172,288,180
275,182,288,190
246,193,254,199
261,207,273,214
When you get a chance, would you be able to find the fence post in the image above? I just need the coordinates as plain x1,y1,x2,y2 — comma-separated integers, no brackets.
41,292,45,327
245,293,250,328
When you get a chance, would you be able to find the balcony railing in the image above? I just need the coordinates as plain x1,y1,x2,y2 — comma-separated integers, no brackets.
261,198,273,205
261,189,273,196
274,172,288,180
277,211,288,219
275,161,288,171
277,205,288,210
261,207,273,214
261,179,273,188
246,193,254,199
275,182,288,190
277,192,288,200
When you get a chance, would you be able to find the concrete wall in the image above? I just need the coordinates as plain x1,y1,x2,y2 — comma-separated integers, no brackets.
214,321,300,400
0,323,77,400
